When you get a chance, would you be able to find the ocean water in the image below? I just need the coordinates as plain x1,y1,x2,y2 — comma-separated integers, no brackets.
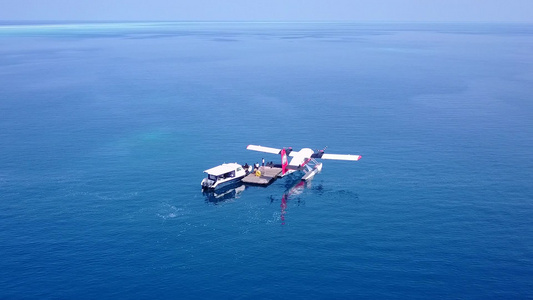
0,22,532,299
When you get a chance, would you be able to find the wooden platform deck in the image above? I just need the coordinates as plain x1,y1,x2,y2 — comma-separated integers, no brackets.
242,166,282,186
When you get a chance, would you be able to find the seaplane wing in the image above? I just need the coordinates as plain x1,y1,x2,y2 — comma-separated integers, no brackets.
320,153,362,161
246,145,282,154
246,145,296,156
247,145,361,161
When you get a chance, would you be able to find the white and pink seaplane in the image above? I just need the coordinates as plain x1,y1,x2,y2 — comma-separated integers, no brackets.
246,144,362,181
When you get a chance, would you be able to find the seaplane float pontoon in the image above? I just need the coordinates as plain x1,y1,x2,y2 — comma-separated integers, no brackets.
201,163,250,190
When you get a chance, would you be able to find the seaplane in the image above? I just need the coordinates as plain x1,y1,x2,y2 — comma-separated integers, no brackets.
246,145,362,182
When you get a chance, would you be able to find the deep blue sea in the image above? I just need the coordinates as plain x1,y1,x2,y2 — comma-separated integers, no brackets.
1,22,532,299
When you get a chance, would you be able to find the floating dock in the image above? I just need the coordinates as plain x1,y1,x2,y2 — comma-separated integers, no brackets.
242,166,282,186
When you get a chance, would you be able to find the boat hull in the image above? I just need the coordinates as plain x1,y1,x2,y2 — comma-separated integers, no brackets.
201,174,246,190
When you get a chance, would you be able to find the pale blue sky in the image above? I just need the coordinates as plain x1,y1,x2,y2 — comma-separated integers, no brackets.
1,0,532,22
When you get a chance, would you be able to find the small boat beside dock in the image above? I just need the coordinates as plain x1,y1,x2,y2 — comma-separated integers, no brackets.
201,163,249,190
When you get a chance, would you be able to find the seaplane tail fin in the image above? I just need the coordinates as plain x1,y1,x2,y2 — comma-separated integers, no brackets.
321,154,362,161
246,145,282,154
281,148,289,175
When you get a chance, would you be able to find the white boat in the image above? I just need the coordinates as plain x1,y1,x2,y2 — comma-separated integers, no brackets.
201,163,249,190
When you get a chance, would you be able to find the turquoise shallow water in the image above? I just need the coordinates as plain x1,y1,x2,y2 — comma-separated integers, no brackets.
0,22,532,299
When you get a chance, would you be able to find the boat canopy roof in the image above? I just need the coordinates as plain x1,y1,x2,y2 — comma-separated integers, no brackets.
203,163,241,176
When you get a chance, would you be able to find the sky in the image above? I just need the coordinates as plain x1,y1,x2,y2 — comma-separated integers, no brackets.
1,0,532,23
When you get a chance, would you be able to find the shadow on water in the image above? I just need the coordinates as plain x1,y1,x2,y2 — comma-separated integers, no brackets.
269,174,315,225
202,171,359,226
203,183,246,204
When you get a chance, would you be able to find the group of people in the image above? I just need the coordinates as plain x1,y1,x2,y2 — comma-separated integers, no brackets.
243,158,275,174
